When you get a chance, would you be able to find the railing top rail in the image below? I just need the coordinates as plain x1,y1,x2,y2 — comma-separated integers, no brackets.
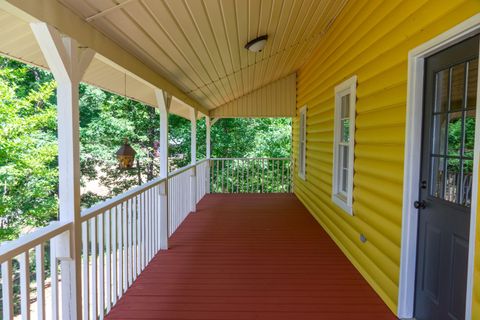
169,163,196,178
210,157,291,161
81,160,208,221
195,158,209,165
81,176,166,221
0,221,71,263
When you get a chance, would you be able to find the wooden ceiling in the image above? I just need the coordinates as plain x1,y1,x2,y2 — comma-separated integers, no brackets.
58,0,347,111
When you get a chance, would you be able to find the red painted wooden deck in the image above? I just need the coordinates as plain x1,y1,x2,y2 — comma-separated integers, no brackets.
106,194,397,320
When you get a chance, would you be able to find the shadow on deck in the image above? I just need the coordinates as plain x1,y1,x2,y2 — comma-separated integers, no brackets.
106,194,397,320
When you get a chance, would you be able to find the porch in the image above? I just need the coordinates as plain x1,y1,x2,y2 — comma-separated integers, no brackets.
105,194,396,320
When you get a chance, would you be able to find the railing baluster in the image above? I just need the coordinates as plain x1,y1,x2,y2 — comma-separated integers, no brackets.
90,217,97,320
50,239,58,320
2,260,13,320
147,187,151,262
132,196,138,278
105,209,111,313
123,200,128,293
98,214,104,320
35,244,45,320
221,160,225,193
82,221,89,320
111,206,117,305
141,191,146,270
117,203,123,299
19,252,30,320
127,197,133,286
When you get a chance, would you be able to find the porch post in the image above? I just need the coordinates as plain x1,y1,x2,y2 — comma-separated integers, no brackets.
190,109,197,212
155,89,171,250
205,116,211,194
31,22,94,320
206,116,211,159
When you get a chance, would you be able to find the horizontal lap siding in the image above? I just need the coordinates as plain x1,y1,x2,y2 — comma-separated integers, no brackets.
293,0,480,315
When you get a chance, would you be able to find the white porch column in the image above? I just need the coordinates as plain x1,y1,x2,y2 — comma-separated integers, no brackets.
31,23,94,320
205,116,211,194
155,89,171,250
206,116,211,159
190,109,197,212
155,89,171,179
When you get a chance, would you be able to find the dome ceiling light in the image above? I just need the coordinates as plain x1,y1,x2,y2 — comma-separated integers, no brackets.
245,35,268,52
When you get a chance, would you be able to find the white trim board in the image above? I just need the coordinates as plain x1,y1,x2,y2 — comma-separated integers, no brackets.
398,13,480,319
331,75,357,216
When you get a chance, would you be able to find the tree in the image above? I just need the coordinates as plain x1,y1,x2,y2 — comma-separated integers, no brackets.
0,55,292,242
0,57,58,240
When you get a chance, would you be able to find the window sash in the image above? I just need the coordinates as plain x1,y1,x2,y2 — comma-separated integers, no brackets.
332,76,356,215
298,106,307,179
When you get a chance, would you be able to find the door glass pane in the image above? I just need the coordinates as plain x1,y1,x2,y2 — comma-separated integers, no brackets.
435,69,449,113
431,156,445,198
447,112,463,156
467,58,478,109
432,113,447,155
450,63,465,111
461,159,473,206
463,109,475,158
445,158,461,203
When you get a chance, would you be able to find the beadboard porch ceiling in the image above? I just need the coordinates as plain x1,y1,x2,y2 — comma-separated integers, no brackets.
0,0,347,118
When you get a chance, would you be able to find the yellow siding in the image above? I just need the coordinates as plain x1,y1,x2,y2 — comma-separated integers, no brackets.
294,0,480,315
210,74,296,118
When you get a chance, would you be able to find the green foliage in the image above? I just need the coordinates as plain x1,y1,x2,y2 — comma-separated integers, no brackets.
79,84,161,207
447,115,475,173
0,56,292,243
210,118,291,158
0,58,58,240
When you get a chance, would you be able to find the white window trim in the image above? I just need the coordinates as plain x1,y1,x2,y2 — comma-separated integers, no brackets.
298,105,307,180
332,76,357,215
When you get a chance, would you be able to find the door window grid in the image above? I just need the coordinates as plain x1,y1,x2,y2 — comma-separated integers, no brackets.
430,58,477,206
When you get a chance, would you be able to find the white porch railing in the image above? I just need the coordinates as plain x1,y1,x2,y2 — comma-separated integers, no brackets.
210,158,292,193
167,159,209,237
0,158,289,319
0,160,207,320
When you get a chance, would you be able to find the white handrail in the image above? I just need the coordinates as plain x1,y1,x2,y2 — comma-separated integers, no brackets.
0,221,71,263
81,176,166,222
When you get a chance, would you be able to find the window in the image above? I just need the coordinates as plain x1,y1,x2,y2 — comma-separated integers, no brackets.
332,76,357,215
298,105,307,180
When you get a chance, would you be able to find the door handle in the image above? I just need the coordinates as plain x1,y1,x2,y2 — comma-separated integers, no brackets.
414,200,426,209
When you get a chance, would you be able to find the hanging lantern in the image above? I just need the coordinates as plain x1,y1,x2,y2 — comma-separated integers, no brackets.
116,138,136,169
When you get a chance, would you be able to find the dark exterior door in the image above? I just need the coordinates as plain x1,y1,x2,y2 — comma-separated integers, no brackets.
414,35,479,320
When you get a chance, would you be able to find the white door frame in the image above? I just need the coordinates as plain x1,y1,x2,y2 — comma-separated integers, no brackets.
398,13,480,319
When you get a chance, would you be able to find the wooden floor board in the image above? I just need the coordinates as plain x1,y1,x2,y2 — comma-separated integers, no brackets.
106,194,397,320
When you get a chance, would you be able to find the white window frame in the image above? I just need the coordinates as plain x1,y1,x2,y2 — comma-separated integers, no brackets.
332,75,357,215
298,105,307,180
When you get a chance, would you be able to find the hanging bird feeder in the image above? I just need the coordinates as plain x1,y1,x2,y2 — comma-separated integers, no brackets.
116,138,136,169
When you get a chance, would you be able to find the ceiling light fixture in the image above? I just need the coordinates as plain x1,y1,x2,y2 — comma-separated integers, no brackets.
245,35,268,52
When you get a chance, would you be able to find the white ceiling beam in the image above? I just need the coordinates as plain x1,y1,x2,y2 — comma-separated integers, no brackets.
0,0,209,116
